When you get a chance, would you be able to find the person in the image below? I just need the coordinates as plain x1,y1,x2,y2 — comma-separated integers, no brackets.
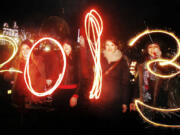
39,16,71,42
69,35,93,109
136,43,168,107
11,39,51,110
95,39,131,117
52,39,80,110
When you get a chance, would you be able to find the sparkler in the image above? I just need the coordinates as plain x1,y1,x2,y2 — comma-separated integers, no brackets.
24,37,66,97
0,35,22,73
85,9,103,99
129,29,180,127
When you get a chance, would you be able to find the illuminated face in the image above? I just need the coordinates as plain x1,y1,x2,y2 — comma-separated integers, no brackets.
148,44,162,58
63,43,72,56
21,44,31,60
105,40,117,53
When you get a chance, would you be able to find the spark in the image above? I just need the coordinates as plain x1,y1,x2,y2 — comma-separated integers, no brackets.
85,9,103,99
24,37,66,97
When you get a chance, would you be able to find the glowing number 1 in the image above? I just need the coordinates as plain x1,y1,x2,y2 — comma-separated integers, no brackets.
85,9,103,99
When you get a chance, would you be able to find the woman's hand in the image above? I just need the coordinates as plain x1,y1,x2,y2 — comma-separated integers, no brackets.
69,94,79,108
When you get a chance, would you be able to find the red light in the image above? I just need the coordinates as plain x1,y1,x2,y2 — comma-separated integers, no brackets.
85,9,103,99
24,37,66,97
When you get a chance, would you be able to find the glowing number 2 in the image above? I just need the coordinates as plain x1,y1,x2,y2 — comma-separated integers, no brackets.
0,34,22,73
24,37,66,97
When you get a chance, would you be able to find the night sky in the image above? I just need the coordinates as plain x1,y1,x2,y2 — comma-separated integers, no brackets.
0,0,180,42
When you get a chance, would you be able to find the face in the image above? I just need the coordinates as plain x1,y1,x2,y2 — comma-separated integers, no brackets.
148,44,162,58
63,43,72,56
105,40,117,53
21,44,31,60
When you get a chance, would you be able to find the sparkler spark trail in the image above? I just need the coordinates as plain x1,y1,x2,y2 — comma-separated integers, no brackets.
135,99,180,128
85,9,103,99
0,35,22,73
129,29,180,127
129,29,180,78
24,37,66,97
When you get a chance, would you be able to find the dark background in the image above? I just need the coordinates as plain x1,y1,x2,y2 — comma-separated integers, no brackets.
0,0,180,134
0,0,180,42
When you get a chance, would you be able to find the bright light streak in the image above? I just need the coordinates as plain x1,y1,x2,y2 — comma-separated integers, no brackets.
135,99,180,128
0,35,22,73
24,37,66,97
129,29,180,127
129,29,180,78
0,69,23,74
85,9,103,99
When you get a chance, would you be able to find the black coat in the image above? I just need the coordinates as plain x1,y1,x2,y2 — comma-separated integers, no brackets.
100,55,131,106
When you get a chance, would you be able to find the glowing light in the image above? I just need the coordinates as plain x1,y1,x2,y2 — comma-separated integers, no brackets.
43,45,51,52
0,69,23,74
135,99,180,128
129,29,180,127
0,35,22,73
129,29,180,78
85,9,103,99
24,37,66,97
7,89,12,95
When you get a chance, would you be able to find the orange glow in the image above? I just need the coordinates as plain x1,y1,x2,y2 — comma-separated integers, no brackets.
24,37,66,97
85,9,103,99
129,29,180,127
0,35,22,73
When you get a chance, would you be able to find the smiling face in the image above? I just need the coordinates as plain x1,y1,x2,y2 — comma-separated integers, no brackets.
21,44,31,60
105,40,117,53
63,43,72,56
147,44,162,58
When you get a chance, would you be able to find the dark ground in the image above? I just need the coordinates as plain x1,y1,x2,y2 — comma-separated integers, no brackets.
0,96,180,135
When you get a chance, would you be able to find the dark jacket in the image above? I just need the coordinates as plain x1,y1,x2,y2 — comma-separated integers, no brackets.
100,55,131,106
136,61,168,107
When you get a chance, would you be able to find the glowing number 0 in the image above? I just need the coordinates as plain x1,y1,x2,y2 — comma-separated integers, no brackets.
24,37,66,97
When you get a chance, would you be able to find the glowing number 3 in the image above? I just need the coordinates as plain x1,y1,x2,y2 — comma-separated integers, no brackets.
129,29,180,127
24,37,66,97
